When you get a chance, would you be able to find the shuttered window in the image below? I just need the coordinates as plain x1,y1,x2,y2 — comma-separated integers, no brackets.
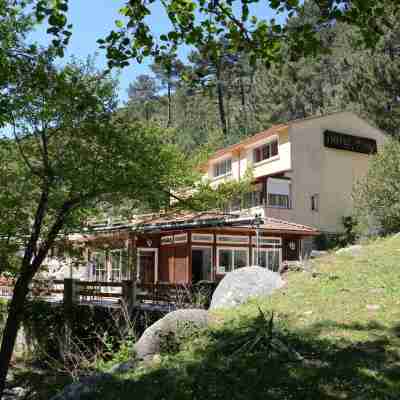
213,158,232,178
253,140,279,163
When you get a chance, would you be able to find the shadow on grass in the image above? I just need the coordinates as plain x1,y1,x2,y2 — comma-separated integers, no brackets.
80,314,400,400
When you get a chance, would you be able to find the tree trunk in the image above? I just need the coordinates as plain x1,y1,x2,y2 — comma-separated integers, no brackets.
0,267,31,397
167,82,172,128
0,194,73,399
216,64,227,136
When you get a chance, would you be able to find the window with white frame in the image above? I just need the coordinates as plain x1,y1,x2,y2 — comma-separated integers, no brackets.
174,233,188,243
251,236,282,246
267,194,290,208
213,158,232,178
217,248,248,274
91,252,107,281
217,235,249,245
267,178,291,209
192,233,214,243
253,248,281,272
110,249,129,281
253,140,278,164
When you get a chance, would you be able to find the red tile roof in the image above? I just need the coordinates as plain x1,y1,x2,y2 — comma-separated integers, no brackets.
259,217,319,235
135,211,319,236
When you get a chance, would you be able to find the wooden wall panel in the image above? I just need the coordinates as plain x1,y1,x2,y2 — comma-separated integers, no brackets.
159,247,173,282
174,246,188,283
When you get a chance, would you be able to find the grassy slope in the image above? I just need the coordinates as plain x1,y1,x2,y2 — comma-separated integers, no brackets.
84,236,400,400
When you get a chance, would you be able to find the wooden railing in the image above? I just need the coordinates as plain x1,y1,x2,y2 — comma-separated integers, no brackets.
0,279,217,308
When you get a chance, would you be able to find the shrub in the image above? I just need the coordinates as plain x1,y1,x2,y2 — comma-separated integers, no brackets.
353,138,400,235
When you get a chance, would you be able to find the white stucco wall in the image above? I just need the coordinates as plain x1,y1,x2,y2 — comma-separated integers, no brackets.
289,112,387,232
201,112,387,234
204,127,292,185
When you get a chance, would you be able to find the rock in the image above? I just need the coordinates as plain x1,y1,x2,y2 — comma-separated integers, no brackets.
3,387,29,400
134,309,209,361
310,250,327,259
50,373,112,400
366,304,381,311
209,266,284,310
108,359,136,374
336,244,363,256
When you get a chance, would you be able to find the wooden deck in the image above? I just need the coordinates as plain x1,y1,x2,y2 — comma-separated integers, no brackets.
0,279,216,311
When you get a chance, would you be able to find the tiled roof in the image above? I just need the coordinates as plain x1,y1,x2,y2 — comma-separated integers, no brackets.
85,211,319,236
136,211,232,225
136,211,319,236
202,111,362,167
259,217,319,235
206,124,287,163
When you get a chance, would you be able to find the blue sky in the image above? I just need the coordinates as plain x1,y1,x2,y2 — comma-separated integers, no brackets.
29,1,283,103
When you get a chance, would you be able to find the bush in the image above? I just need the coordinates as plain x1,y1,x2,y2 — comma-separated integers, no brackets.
353,138,400,235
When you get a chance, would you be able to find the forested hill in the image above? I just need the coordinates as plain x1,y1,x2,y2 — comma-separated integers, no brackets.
121,1,400,157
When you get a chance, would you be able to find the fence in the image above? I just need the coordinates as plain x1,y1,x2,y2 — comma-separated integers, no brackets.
0,279,217,309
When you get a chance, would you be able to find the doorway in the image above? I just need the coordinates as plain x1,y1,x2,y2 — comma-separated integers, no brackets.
138,249,158,284
191,247,212,283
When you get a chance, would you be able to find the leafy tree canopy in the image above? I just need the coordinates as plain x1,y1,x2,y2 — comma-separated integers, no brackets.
96,0,400,68
353,138,400,235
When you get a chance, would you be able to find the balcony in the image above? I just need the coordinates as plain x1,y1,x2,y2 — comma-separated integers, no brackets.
226,191,292,214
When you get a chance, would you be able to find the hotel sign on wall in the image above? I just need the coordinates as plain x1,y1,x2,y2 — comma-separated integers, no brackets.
324,130,377,155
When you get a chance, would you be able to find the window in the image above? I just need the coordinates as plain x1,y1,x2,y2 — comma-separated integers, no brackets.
217,248,248,274
251,236,282,246
213,158,232,178
311,194,319,212
253,249,281,272
217,235,249,245
267,178,291,209
174,233,188,243
253,140,278,163
91,252,107,281
192,234,214,243
110,249,129,281
268,193,290,208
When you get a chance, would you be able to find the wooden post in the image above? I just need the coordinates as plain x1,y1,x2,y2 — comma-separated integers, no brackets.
127,232,137,281
122,280,136,311
132,234,138,281
63,278,79,308
63,278,79,354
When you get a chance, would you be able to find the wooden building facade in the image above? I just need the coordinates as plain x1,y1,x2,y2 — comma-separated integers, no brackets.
78,212,318,285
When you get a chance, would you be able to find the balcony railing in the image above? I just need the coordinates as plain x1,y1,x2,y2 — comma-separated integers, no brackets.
226,192,292,212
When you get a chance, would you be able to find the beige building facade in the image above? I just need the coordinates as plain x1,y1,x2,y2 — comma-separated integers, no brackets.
202,112,387,235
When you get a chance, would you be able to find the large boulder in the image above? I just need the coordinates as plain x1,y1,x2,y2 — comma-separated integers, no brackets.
336,244,363,256
134,309,209,361
310,250,328,259
210,266,284,310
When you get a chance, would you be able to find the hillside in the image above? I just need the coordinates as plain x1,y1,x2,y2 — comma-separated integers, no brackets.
68,235,400,399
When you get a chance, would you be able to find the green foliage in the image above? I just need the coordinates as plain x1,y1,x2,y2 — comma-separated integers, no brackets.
314,216,358,250
353,138,400,235
186,168,255,212
0,56,193,269
72,235,400,400
97,0,400,70
118,1,400,160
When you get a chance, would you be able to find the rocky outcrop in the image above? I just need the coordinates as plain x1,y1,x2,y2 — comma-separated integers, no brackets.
336,245,363,256
310,250,328,258
210,266,284,310
135,308,209,360
50,373,113,400
53,267,285,398
111,309,209,374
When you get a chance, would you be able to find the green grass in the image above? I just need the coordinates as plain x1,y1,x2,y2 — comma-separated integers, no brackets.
79,235,400,399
